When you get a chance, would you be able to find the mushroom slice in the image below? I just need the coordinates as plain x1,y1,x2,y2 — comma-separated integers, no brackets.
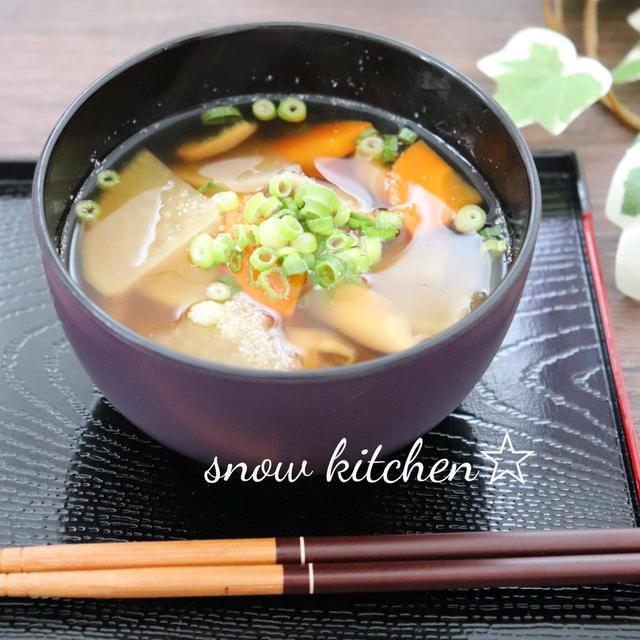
303,283,423,354
285,327,357,369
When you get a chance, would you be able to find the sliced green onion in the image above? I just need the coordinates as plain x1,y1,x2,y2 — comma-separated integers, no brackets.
479,225,504,239
277,246,296,258
341,247,370,274
333,202,350,227
282,196,299,213
228,251,243,273
354,127,379,143
307,216,334,235
375,209,403,233
96,170,120,189
269,174,294,198
198,181,224,194
206,282,232,302
277,97,307,122
258,267,290,300
314,256,346,288
301,199,331,220
398,127,418,145
211,190,240,212
201,106,242,126
325,232,354,252
482,238,507,254
243,192,267,223
258,216,289,249
231,224,260,249
211,233,236,264
361,237,382,265
303,182,339,213
293,179,311,208
346,211,375,231
304,253,316,269
454,204,487,234
257,196,282,219
75,200,101,223
282,251,307,277
280,214,304,241
357,135,384,160
250,247,278,271
189,233,215,269
252,98,277,121
364,226,398,240
292,232,317,254
381,134,399,163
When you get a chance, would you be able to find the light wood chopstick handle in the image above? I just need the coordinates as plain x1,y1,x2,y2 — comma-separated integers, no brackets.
0,565,284,599
0,539,276,573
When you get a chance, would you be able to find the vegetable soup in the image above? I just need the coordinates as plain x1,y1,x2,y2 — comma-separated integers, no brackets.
69,95,508,370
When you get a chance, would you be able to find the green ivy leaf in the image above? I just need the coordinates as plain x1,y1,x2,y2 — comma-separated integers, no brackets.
606,135,640,229
612,10,640,84
477,28,612,135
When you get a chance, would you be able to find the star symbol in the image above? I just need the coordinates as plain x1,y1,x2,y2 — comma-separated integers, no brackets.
480,431,533,484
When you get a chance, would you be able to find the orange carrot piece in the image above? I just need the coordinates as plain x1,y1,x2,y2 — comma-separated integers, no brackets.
221,204,305,316
386,140,481,234
271,121,373,178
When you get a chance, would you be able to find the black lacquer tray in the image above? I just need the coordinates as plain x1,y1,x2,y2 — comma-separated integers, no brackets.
1,152,639,639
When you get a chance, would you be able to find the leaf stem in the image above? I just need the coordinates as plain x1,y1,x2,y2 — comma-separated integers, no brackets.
582,0,640,131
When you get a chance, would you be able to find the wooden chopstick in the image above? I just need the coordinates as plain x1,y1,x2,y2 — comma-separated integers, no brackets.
3,552,640,599
2,528,640,573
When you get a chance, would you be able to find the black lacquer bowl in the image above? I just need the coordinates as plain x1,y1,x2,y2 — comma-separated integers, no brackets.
32,23,540,468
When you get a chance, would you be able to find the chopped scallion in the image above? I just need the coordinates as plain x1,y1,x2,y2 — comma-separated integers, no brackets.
314,256,346,288
354,127,379,143
243,192,267,223
454,204,487,234
357,135,384,160
189,233,215,269
257,196,282,219
381,134,399,163
282,251,307,277
277,97,307,122
249,247,277,272
211,190,240,212
361,237,382,265
206,282,232,302
258,216,289,249
269,174,294,199
252,98,277,121
307,215,334,235
325,232,354,252
211,234,235,264
398,127,418,145
258,267,290,300
280,214,304,241
75,200,101,223
292,231,318,254
96,170,120,189
482,238,507,254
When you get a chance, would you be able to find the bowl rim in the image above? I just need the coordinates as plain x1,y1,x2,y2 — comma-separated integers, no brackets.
32,21,541,383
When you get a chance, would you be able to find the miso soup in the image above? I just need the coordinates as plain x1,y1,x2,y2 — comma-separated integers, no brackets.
69,95,508,371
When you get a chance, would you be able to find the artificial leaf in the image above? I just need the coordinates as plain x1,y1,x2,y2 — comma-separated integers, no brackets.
616,224,640,301
605,135,640,229
612,9,640,84
477,28,612,135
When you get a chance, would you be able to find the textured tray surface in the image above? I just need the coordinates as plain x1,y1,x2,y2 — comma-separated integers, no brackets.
0,154,639,638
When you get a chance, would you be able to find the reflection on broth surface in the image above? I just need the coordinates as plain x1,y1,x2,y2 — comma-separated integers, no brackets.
70,95,508,371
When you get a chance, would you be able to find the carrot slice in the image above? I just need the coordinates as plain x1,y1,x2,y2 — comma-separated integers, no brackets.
386,140,482,234
271,121,372,178
221,205,305,316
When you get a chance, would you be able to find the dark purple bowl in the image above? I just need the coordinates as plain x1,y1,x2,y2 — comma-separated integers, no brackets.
32,23,540,470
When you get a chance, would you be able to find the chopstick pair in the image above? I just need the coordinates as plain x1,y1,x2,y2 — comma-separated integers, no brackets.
2,529,640,599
